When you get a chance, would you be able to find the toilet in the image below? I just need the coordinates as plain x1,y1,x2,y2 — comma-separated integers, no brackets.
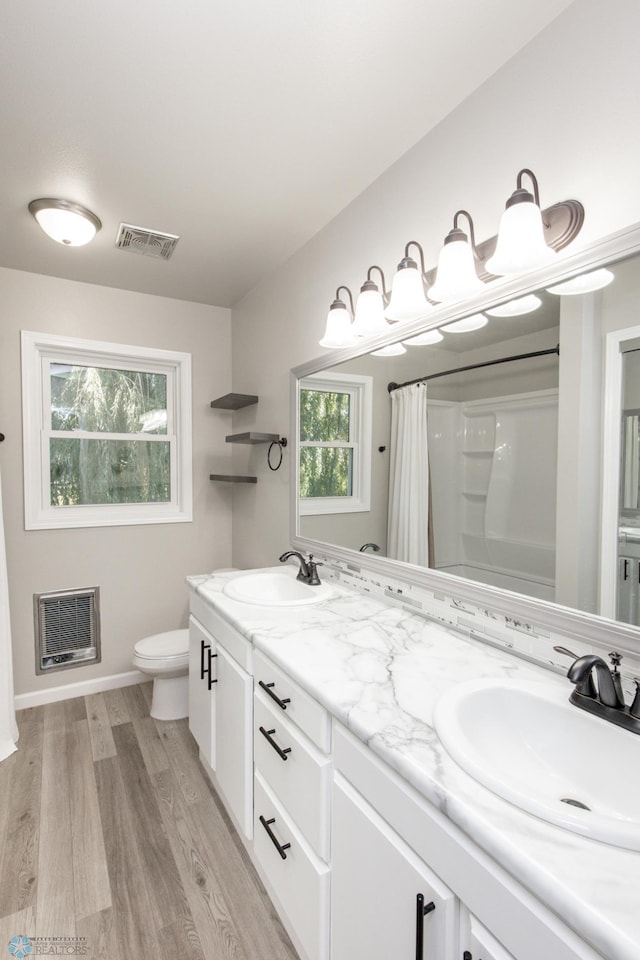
132,628,190,720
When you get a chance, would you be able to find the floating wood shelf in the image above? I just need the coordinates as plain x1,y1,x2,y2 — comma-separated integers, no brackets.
210,393,258,410
225,432,280,445
210,474,257,483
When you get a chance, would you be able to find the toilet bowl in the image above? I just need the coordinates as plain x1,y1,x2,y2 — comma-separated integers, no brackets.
132,628,189,720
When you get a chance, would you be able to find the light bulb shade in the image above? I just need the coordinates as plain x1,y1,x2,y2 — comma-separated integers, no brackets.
385,262,430,322
402,329,444,346
351,284,389,338
546,268,614,296
319,302,355,348
29,199,101,246
485,201,556,276
428,237,485,303
441,313,488,333
372,343,406,357
486,294,542,317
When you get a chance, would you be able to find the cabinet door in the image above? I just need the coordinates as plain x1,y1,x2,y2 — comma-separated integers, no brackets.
188,616,216,769
331,774,457,960
215,642,253,839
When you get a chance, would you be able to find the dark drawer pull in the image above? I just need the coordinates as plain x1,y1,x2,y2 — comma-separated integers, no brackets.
259,815,291,860
259,725,291,761
415,893,436,960
259,680,290,710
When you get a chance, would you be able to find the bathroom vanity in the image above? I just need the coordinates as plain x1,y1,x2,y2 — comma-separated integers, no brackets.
187,566,640,960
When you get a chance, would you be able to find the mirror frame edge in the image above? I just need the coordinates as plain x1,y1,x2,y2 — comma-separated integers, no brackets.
290,220,640,656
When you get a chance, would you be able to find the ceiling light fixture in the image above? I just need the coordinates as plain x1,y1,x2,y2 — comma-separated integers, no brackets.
28,198,102,246
372,343,407,357
402,330,444,346
429,211,486,303
485,169,557,276
385,241,431,322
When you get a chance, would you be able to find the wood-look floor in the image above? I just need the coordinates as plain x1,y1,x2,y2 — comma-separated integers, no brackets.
0,683,299,960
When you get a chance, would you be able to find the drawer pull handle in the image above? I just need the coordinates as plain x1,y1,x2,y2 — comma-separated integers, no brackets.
259,725,291,761
259,680,291,710
259,815,291,860
415,893,435,960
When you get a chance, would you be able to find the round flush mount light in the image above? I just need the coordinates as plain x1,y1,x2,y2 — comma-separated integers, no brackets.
28,198,102,246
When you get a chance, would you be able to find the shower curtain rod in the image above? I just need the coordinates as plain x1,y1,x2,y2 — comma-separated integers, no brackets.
387,345,560,394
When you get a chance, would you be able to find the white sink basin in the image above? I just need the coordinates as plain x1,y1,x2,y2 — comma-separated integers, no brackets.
222,572,333,606
433,678,640,850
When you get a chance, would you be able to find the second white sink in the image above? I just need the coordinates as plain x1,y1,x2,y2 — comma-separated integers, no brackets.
433,677,640,850
222,571,333,606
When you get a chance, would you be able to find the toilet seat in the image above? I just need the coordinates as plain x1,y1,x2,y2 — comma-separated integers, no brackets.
134,628,189,661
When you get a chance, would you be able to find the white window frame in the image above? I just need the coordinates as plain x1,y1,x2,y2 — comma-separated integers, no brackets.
298,371,372,516
22,330,192,530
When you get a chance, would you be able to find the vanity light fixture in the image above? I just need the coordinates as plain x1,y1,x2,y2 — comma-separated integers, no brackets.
385,241,432,322
429,211,486,303
351,265,390,338
28,198,102,246
441,313,488,333
485,169,556,276
319,286,357,348
486,294,542,317
402,330,444,346
546,268,614,296
372,343,407,357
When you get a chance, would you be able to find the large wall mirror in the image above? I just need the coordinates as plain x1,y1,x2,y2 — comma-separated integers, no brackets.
291,222,640,651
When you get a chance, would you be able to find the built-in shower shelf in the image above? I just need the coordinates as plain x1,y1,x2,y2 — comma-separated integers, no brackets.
210,474,257,483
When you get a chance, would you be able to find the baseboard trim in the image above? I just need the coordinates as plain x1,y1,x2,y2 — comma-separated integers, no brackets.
15,669,147,710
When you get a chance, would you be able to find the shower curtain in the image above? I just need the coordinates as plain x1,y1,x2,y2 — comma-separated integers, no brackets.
387,382,430,566
0,468,18,762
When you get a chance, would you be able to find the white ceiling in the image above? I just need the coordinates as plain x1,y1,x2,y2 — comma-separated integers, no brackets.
0,0,575,308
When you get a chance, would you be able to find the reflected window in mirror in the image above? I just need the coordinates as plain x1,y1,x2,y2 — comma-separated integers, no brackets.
298,371,372,516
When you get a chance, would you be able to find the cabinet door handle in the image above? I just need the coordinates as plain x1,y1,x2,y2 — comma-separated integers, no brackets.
623,558,630,581
207,647,218,689
259,815,291,859
415,893,436,960
259,725,292,761
258,680,291,710
200,639,210,680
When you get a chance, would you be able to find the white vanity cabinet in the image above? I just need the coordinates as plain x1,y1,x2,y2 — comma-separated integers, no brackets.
460,910,518,960
188,592,254,840
252,650,331,960
331,772,457,960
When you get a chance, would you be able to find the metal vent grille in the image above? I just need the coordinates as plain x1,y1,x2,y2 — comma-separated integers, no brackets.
115,222,179,260
34,587,101,674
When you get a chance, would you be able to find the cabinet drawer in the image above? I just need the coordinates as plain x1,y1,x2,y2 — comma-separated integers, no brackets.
254,772,330,960
254,693,331,861
254,650,331,752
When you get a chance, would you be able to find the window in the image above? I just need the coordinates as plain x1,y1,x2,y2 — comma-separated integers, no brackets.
298,372,372,515
22,331,192,529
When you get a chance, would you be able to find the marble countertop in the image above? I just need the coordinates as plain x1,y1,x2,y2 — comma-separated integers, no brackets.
189,567,640,960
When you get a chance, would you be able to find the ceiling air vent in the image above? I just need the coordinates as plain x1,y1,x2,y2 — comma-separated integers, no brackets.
115,222,179,260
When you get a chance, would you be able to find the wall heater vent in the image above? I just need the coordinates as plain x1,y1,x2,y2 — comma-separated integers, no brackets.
34,586,101,674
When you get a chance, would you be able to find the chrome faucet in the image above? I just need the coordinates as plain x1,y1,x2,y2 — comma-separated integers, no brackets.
554,645,640,734
279,550,322,585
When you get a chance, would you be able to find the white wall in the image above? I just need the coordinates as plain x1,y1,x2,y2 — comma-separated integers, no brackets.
0,267,232,695
230,0,640,569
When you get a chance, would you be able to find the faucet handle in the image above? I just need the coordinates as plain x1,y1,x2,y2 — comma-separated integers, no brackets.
609,651,623,669
630,679,640,720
